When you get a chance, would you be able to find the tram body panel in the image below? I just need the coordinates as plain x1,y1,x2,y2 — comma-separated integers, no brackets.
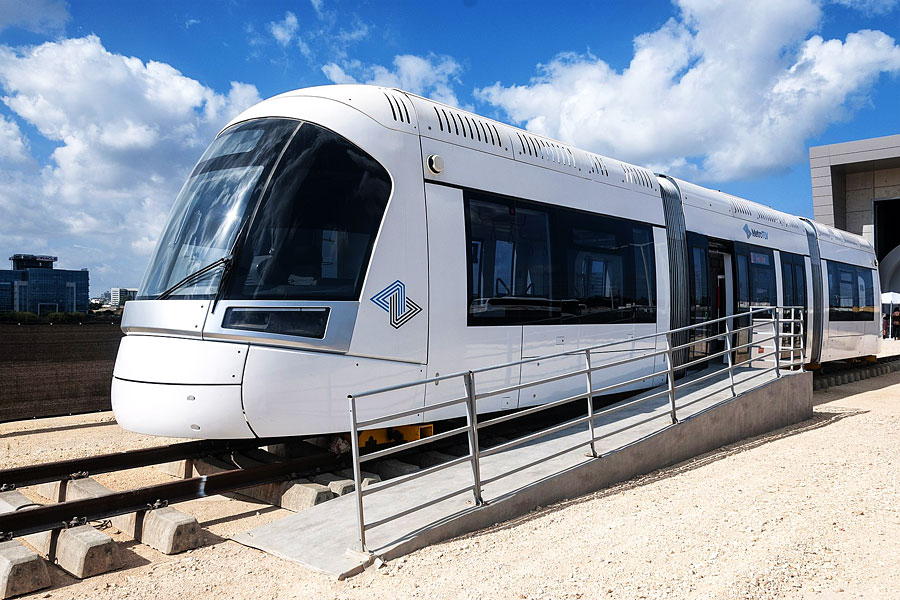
241,347,425,437
419,137,667,411
816,234,880,363
423,182,523,420
112,378,252,438
113,335,248,385
419,136,666,227
121,299,209,339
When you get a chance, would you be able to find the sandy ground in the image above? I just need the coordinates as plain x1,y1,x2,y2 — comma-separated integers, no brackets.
3,370,899,600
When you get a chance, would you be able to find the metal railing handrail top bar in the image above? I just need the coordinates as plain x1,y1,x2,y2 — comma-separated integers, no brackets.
469,305,786,376
358,423,472,463
351,305,799,400
356,394,468,429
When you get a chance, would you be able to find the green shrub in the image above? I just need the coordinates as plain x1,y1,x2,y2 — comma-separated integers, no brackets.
0,311,42,324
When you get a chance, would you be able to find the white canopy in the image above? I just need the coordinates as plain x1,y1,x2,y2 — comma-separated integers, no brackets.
882,292,900,304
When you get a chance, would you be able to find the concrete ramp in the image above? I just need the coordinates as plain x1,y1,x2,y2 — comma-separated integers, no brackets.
233,368,812,578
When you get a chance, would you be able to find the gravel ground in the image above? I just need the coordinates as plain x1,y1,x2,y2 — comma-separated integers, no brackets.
3,370,899,600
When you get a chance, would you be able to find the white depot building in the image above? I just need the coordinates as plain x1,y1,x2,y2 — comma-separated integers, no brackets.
110,287,138,307
810,133,900,292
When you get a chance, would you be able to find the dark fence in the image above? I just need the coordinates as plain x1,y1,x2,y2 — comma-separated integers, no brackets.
0,323,124,423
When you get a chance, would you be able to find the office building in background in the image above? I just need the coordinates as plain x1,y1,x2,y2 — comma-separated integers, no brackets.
0,254,90,314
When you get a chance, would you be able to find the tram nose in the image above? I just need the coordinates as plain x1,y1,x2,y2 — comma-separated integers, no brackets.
111,335,255,439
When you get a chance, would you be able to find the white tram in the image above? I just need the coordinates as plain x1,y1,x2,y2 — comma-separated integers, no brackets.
111,85,880,439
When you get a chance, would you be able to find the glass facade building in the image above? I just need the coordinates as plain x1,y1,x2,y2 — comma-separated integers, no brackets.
0,254,90,314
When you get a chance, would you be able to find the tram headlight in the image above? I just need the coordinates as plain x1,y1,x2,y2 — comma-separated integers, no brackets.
222,307,329,339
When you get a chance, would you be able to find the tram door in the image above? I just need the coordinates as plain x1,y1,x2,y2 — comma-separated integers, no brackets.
687,234,733,368
780,252,808,360
709,245,733,358
686,233,711,368
733,243,778,365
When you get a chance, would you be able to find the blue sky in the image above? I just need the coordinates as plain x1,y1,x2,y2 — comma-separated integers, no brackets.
0,0,898,296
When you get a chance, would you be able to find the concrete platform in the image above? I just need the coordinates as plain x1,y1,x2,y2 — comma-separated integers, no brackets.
234,366,812,578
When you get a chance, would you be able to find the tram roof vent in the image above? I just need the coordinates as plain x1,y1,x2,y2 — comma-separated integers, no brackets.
430,105,504,149
754,206,787,226
383,91,412,124
730,198,754,218
514,131,578,169
586,153,609,177
621,163,655,190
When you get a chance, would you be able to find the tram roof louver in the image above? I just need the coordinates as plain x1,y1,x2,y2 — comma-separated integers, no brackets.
430,105,504,150
382,91,412,124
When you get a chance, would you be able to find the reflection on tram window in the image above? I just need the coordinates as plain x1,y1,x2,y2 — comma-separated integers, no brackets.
827,260,876,322
734,244,776,308
226,121,392,301
464,192,656,326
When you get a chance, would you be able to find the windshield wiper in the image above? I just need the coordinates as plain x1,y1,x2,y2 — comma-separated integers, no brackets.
156,255,231,300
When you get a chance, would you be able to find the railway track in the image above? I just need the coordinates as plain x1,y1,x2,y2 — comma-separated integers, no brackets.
4,356,896,543
2,358,896,595
811,354,900,391
0,435,347,595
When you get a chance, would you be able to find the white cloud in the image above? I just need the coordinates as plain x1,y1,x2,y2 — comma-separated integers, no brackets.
476,0,900,181
309,0,325,20
322,54,464,107
831,0,900,14
254,5,369,64
0,0,69,33
0,115,30,163
0,35,262,293
268,11,299,47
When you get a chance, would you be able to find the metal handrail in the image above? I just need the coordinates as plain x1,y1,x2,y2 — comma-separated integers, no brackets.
346,305,805,552
353,305,789,399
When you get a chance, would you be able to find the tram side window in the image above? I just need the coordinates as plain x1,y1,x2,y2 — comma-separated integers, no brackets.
827,260,876,321
736,254,750,308
466,196,554,325
464,192,656,326
748,250,776,306
558,212,656,324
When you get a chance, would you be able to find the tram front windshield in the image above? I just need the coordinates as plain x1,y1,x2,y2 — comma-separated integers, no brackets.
138,118,391,301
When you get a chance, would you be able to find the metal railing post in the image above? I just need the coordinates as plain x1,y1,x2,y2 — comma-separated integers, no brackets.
584,349,598,458
663,333,678,424
799,308,806,372
724,316,736,396
462,372,484,506
790,307,796,369
348,395,367,553
773,307,781,377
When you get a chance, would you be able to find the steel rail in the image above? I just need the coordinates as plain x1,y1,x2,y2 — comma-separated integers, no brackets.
0,437,302,491
0,451,338,541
